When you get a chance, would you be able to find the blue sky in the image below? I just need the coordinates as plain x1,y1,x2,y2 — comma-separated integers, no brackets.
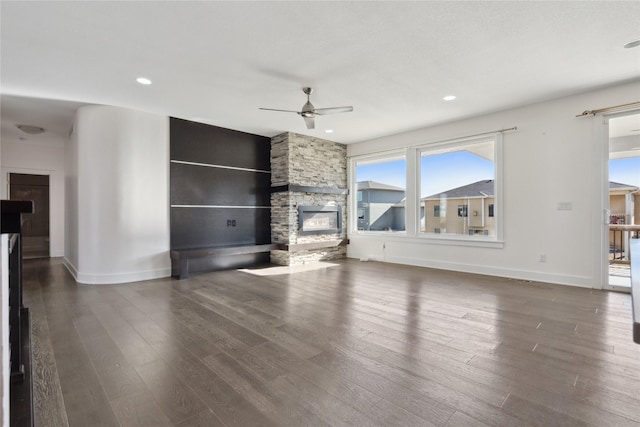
610,157,640,188
421,152,493,197
356,159,407,190
356,151,494,197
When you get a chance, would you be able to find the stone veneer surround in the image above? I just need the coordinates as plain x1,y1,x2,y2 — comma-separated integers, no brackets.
270,132,347,265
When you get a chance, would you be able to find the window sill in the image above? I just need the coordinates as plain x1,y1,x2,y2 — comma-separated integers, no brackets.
348,232,505,249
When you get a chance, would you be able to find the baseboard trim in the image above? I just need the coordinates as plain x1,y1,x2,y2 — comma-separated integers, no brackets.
357,255,594,288
63,258,171,285
62,258,79,281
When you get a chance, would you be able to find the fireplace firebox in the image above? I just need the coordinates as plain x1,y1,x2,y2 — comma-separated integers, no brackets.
298,205,342,235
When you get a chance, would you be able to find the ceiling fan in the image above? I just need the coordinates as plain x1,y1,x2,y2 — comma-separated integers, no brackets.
259,87,353,129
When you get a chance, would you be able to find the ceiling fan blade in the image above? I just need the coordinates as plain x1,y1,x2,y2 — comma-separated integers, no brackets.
313,106,354,115
303,116,315,129
259,108,300,114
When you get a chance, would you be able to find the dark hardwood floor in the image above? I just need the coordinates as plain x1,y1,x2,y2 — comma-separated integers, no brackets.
22,257,640,426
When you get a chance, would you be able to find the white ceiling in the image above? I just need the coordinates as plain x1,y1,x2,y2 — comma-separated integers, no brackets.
1,1,639,146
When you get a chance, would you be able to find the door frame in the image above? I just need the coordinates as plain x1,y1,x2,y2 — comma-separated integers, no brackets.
1,167,55,257
599,110,640,291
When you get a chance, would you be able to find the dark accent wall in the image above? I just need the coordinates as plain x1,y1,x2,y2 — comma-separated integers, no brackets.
170,118,271,271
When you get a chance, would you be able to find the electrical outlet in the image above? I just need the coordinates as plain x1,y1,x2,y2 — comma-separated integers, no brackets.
226,220,237,227
539,253,547,263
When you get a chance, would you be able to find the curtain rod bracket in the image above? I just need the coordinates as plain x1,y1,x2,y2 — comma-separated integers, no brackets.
577,102,640,117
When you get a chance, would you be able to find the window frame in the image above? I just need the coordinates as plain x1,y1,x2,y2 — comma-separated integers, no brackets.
349,150,407,235
348,133,503,248
416,133,503,244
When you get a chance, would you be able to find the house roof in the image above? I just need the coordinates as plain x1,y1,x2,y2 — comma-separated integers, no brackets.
609,181,639,191
423,180,494,200
357,181,405,192
422,180,639,201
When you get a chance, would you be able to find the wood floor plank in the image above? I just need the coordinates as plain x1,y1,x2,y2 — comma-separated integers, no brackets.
134,358,209,424
443,410,491,427
110,390,173,427
95,362,149,401
202,352,331,427
22,274,70,427
20,258,640,427
175,409,226,427
268,372,383,427
61,384,120,427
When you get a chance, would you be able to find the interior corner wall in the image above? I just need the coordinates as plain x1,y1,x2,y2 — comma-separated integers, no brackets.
1,138,66,257
65,105,171,284
347,80,640,289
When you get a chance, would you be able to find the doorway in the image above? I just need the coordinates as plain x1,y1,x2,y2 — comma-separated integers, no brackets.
605,113,640,291
9,173,50,259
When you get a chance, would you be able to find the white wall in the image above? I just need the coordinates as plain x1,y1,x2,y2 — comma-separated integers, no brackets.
347,81,640,288
1,138,66,257
64,105,171,284
65,117,79,271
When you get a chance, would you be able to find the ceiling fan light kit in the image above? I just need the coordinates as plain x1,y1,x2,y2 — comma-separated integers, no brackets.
260,87,353,129
16,124,46,135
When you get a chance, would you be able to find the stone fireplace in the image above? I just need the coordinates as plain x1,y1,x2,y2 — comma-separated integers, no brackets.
270,132,347,266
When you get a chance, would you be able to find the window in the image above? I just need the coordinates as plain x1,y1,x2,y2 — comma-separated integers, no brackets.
353,154,406,232
350,133,501,243
420,136,496,238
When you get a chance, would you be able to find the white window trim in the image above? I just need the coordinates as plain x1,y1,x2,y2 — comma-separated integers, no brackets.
416,132,503,244
348,133,504,248
348,149,407,235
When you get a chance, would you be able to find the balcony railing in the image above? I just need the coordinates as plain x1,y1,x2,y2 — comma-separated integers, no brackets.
609,224,640,263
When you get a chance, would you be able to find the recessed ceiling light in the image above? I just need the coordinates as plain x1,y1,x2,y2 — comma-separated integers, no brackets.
624,40,640,49
16,124,45,134
325,129,334,133
443,95,456,101
136,77,152,85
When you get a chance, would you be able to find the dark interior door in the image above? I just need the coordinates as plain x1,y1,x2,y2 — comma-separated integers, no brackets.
9,173,50,258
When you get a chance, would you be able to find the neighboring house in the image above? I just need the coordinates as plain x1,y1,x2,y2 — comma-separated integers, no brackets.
608,181,639,254
609,181,639,225
357,181,405,231
422,180,495,236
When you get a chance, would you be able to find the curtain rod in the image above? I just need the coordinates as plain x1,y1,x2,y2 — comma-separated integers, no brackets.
576,101,640,117
454,126,518,140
